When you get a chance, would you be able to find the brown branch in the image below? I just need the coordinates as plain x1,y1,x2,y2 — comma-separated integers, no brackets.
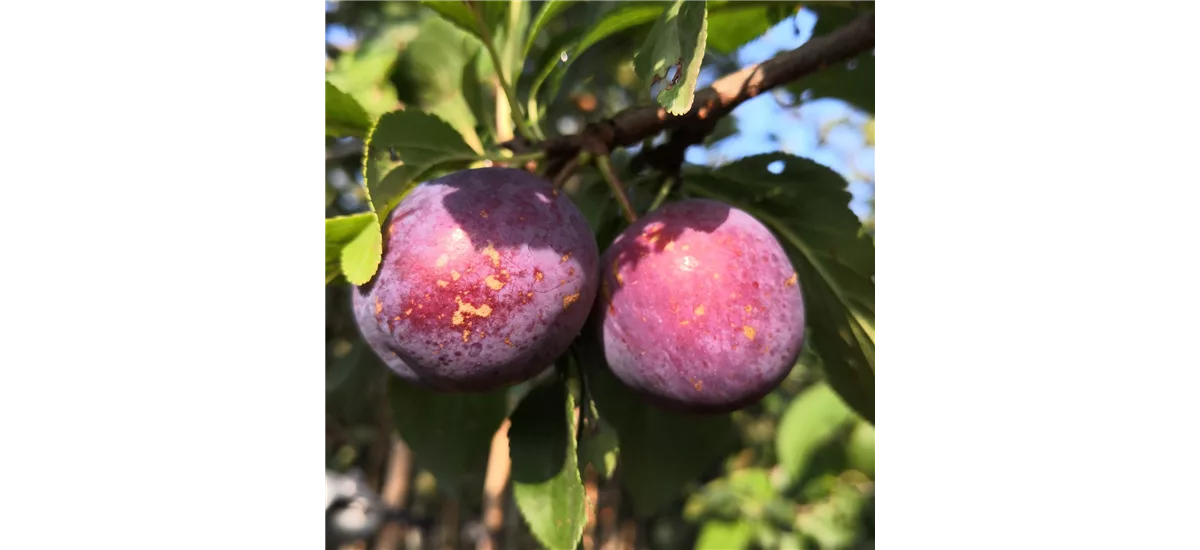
373,437,414,550
476,419,512,550
538,11,874,159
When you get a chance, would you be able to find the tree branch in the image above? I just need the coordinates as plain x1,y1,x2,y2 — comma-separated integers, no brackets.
535,11,874,158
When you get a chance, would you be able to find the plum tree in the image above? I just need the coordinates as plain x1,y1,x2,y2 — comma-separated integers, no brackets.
354,167,600,392
327,4,877,545
593,199,807,413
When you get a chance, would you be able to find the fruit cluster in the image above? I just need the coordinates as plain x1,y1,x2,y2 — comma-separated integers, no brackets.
353,167,806,413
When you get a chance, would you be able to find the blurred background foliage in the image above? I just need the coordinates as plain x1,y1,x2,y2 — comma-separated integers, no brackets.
326,2,873,549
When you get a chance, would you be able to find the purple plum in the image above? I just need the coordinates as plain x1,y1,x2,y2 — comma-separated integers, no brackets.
594,199,806,413
352,282,427,386
353,167,600,392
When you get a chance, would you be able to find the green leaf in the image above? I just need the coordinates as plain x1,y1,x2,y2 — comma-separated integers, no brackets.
634,0,708,115
794,475,871,548
578,413,620,480
727,467,775,502
845,420,875,479
389,379,508,495
420,1,478,38
523,1,576,59
391,16,485,153
461,52,497,145
696,520,754,550
795,53,874,114
509,379,587,550
362,110,479,223
429,96,484,154
326,81,372,138
791,3,874,113
326,25,411,118
580,341,736,516
704,2,795,54
683,154,875,423
325,213,381,285
528,0,779,113
527,2,667,113
775,382,855,486
496,0,531,86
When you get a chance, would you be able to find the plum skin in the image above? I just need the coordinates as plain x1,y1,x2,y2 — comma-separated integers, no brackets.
593,199,806,413
352,281,428,386
353,167,600,392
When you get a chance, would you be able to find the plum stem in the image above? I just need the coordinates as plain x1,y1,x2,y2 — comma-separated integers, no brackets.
469,3,539,143
595,155,638,224
482,150,545,164
647,175,675,213
551,151,589,189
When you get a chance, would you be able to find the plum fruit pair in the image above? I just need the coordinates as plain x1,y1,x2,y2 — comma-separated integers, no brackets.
352,167,806,414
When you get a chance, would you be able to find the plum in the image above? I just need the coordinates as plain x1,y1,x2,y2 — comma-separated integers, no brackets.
352,282,427,386
353,167,600,392
593,199,806,413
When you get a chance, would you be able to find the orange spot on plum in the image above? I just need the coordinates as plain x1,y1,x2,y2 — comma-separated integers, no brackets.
485,275,505,290
785,273,798,286
482,242,500,267
480,210,488,218
451,270,461,281
563,292,581,309
561,253,571,263
437,280,449,288
534,269,544,281
693,380,703,391
436,254,449,268
462,329,471,342
694,305,705,316
743,326,756,340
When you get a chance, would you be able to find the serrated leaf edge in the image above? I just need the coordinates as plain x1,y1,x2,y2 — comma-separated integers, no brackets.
512,387,589,550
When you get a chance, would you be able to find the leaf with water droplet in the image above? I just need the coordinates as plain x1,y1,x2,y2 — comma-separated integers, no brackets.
524,1,578,59
527,3,668,115
634,0,708,115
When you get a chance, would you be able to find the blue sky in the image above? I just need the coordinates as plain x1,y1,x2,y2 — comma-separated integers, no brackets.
326,5,874,219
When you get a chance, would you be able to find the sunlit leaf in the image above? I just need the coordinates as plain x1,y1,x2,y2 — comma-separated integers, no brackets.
705,4,782,53
326,81,372,137
325,212,380,285
845,420,875,479
362,110,479,223
634,0,708,115
775,382,855,485
326,26,411,117
696,520,753,550
578,396,620,480
420,1,478,38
